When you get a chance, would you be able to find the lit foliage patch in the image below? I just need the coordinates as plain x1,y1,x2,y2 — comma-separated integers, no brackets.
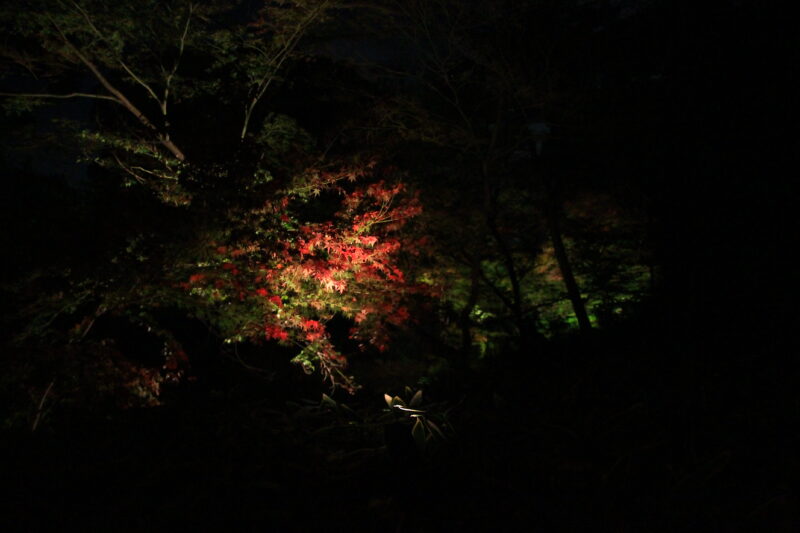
433,191,651,354
181,169,425,393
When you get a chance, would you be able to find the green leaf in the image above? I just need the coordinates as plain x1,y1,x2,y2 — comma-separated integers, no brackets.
321,393,337,409
425,419,446,440
409,389,423,407
411,418,426,450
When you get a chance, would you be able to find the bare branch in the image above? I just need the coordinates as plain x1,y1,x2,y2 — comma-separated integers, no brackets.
0,91,120,103
240,0,331,139
31,380,55,432
477,264,515,313
47,16,186,161
69,1,162,106
113,152,147,184
162,3,194,119
129,165,179,180
173,3,194,77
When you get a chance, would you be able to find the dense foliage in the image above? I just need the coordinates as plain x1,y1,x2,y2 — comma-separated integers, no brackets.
1,0,431,404
1,0,650,416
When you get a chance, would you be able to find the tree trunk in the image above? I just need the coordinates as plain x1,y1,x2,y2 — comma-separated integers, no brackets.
545,202,593,333
481,164,545,347
537,167,592,334
459,257,481,358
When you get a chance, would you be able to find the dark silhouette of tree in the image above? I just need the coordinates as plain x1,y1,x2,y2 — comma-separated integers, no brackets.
346,0,608,352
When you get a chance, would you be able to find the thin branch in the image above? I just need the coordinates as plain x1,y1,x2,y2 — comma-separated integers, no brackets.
69,0,162,106
477,264,515,313
162,3,194,118
172,3,194,77
130,165,179,180
31,380,55,432
119,60,161,105
48,16,185,160
0,91,120,102
240,0,330,139
2,48,41,79
113,152,147,184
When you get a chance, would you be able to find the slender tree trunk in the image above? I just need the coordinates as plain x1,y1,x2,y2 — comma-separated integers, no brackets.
458,256,481,358
481,165,545,346
545,201,592,333
486,212,525,326
537,167,592,334
482,166,523,323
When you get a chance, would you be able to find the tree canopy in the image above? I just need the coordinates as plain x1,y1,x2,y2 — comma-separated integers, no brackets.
1,0,652,407
1,0,433,396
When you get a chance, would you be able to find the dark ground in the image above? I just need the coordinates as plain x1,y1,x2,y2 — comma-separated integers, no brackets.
1,313,796,532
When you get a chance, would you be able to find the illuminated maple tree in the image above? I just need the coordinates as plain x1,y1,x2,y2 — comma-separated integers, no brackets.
181,168,425,392
0,0,428,394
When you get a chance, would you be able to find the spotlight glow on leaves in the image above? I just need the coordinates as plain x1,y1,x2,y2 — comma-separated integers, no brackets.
183,172,425,392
